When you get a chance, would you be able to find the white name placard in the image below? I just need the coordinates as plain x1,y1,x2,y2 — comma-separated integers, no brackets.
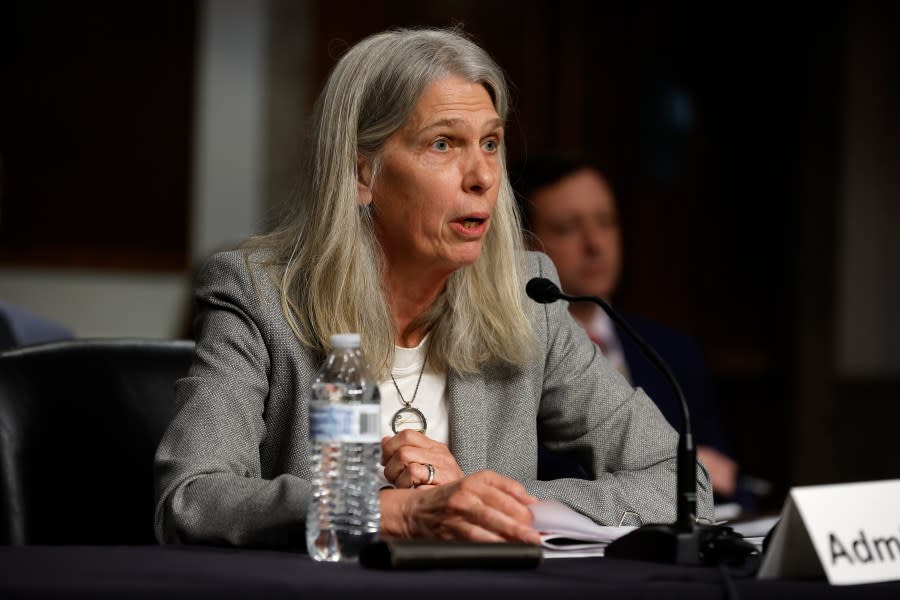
758,479,900,585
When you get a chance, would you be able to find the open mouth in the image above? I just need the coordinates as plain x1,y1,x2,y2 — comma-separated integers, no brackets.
451,213,490,237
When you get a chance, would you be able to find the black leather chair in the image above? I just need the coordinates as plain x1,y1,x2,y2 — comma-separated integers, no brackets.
0,339,194,545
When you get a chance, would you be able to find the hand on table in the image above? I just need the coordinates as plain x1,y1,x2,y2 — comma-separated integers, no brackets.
380,470,541,544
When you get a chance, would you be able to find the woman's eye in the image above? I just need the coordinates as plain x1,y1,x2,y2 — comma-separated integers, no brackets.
433,139,450,151
483,139,498,152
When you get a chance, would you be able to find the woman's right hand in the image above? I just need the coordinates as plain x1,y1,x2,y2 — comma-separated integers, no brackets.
381,430,465,489
379,470,541,544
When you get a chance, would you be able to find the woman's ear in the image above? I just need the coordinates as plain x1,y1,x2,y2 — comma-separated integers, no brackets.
357,156,373,207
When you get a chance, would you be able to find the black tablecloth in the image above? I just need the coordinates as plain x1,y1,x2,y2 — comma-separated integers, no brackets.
1,545,898,599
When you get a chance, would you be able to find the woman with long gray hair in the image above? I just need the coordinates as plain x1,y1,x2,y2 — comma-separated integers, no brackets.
154,27,712,549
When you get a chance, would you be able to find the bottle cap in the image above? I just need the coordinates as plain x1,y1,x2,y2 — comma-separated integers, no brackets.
330,333,361,348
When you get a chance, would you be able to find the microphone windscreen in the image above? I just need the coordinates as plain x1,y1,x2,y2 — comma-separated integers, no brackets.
526,278,561,304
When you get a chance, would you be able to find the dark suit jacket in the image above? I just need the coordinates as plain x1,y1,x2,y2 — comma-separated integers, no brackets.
617,314,729,456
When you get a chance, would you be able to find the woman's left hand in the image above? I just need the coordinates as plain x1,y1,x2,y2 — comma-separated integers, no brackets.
382,430,465,489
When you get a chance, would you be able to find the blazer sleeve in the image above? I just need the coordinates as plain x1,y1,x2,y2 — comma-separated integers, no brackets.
153,252,311,548
523,253,714,526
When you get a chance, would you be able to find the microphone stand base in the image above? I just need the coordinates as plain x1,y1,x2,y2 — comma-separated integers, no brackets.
604,523,758,566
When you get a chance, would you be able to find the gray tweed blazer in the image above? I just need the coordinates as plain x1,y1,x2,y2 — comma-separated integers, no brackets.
154,249,712,548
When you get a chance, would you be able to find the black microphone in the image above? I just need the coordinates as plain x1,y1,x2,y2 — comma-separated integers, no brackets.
526,277,756,566
525,277,563,304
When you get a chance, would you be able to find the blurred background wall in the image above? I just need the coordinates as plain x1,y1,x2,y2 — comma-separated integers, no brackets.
1,0,898,506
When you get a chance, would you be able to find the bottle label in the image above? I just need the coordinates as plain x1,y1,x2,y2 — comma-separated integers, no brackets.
309,403,380,443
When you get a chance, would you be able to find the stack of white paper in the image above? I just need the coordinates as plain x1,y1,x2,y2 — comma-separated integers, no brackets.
529,500,635,558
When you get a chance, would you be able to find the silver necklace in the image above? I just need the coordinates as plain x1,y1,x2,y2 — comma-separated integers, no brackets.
390,360,427,434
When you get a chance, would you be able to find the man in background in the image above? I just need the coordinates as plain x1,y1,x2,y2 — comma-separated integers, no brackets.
513,155,742,504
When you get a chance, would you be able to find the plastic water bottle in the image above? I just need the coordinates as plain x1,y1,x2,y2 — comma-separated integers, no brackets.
306,333,381,562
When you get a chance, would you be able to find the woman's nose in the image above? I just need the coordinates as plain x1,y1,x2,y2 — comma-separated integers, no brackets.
462,149,496,194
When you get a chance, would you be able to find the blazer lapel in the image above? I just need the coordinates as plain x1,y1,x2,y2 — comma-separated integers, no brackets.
447,369,487,475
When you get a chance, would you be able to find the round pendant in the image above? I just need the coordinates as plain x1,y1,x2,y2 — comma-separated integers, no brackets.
391,406,427,434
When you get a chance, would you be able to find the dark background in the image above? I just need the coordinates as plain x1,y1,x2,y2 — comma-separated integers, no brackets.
2,0,898,510
0,1,196,269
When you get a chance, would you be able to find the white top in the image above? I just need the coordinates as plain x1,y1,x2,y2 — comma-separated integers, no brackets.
375,336,449,488
378,335,449,445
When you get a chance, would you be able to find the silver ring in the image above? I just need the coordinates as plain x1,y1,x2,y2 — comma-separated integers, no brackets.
425,463,435,485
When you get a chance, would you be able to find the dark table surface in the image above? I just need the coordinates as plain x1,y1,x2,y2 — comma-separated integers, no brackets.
1,544,899,599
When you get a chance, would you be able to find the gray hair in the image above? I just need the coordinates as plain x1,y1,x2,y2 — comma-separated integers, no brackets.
252,27,534,376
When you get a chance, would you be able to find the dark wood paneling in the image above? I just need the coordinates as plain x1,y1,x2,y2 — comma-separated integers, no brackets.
835,378,900,483
0,1,197,270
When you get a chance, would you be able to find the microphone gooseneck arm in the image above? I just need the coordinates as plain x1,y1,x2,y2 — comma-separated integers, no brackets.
526,276,758,565
564,292,696,530
526,277,696,530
